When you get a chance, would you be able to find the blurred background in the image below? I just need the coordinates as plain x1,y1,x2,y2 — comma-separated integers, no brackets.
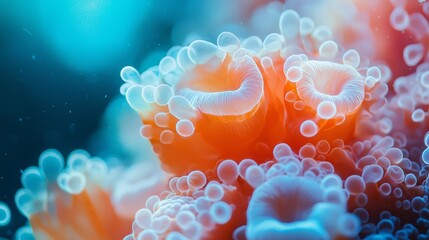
0,0,171,237
0,0,271,238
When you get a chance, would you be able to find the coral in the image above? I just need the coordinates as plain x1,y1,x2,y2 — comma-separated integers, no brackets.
10,1,429,240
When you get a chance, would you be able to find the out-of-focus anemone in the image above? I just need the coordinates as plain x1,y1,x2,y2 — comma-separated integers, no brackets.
244,0,377,59
387,0,429,69
112,160,171,217
121,9,383,176
14,149,169,240
88,96,157,164
124,142,361,239
374,0,429,145
351,0,429,78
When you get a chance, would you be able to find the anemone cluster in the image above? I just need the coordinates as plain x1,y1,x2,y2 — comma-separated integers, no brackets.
8,0,429,240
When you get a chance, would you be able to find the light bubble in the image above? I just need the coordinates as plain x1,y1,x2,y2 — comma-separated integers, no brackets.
362,164,384,184
154,84,173,106
377,219,394,234
152,216,171,234
140,125,153,139
312,25,332,43
389,7,409,31
318,40,338,58
403,43,424,67
177,47,194,71
217,160,239,184
420,71,429,88
176,211,196,229
232,48,248,63
38,149,64,182
159,56,177,75
343,49,360,68
204,183,224,201
21,167,46,195
217,32,240,53
425,132,429,147
384,148,403,164
245,165,265,188
154,112,169,128
176,176,189,192
321,174,342,189
146,196,160,211
299,17,315,35
353,208,369,224
138,229,158,240
233,225,247,240
66,171,87,194
284,55,303,70
403,200,411,210
422,148,429,164
300,120,318,138
393,187,402,199
160,130,174,144
367,66,381,82
135,208,153,229
188,40,219,65
166,232,187,240
356,193,368,207
345,175,365,195
142,85,156,103
238,159,257,179
121,66,141,84
285,91,297,102
187,170,206,189
197,211,215,230
411,197,426,213
195,198,211,212
0,202,11,226
411,109,425,123
317,101,337,119
279,10,300,40
176,119,195,137
242,36,262,54
15,226,34,240
379,183,392,196
386,165,405,183
286,66,302,83
263,33,283,52
316,140,330,154
209,201,232,224
405,173,417,188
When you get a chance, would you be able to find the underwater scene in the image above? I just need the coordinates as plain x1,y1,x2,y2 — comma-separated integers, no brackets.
2,0,429,239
